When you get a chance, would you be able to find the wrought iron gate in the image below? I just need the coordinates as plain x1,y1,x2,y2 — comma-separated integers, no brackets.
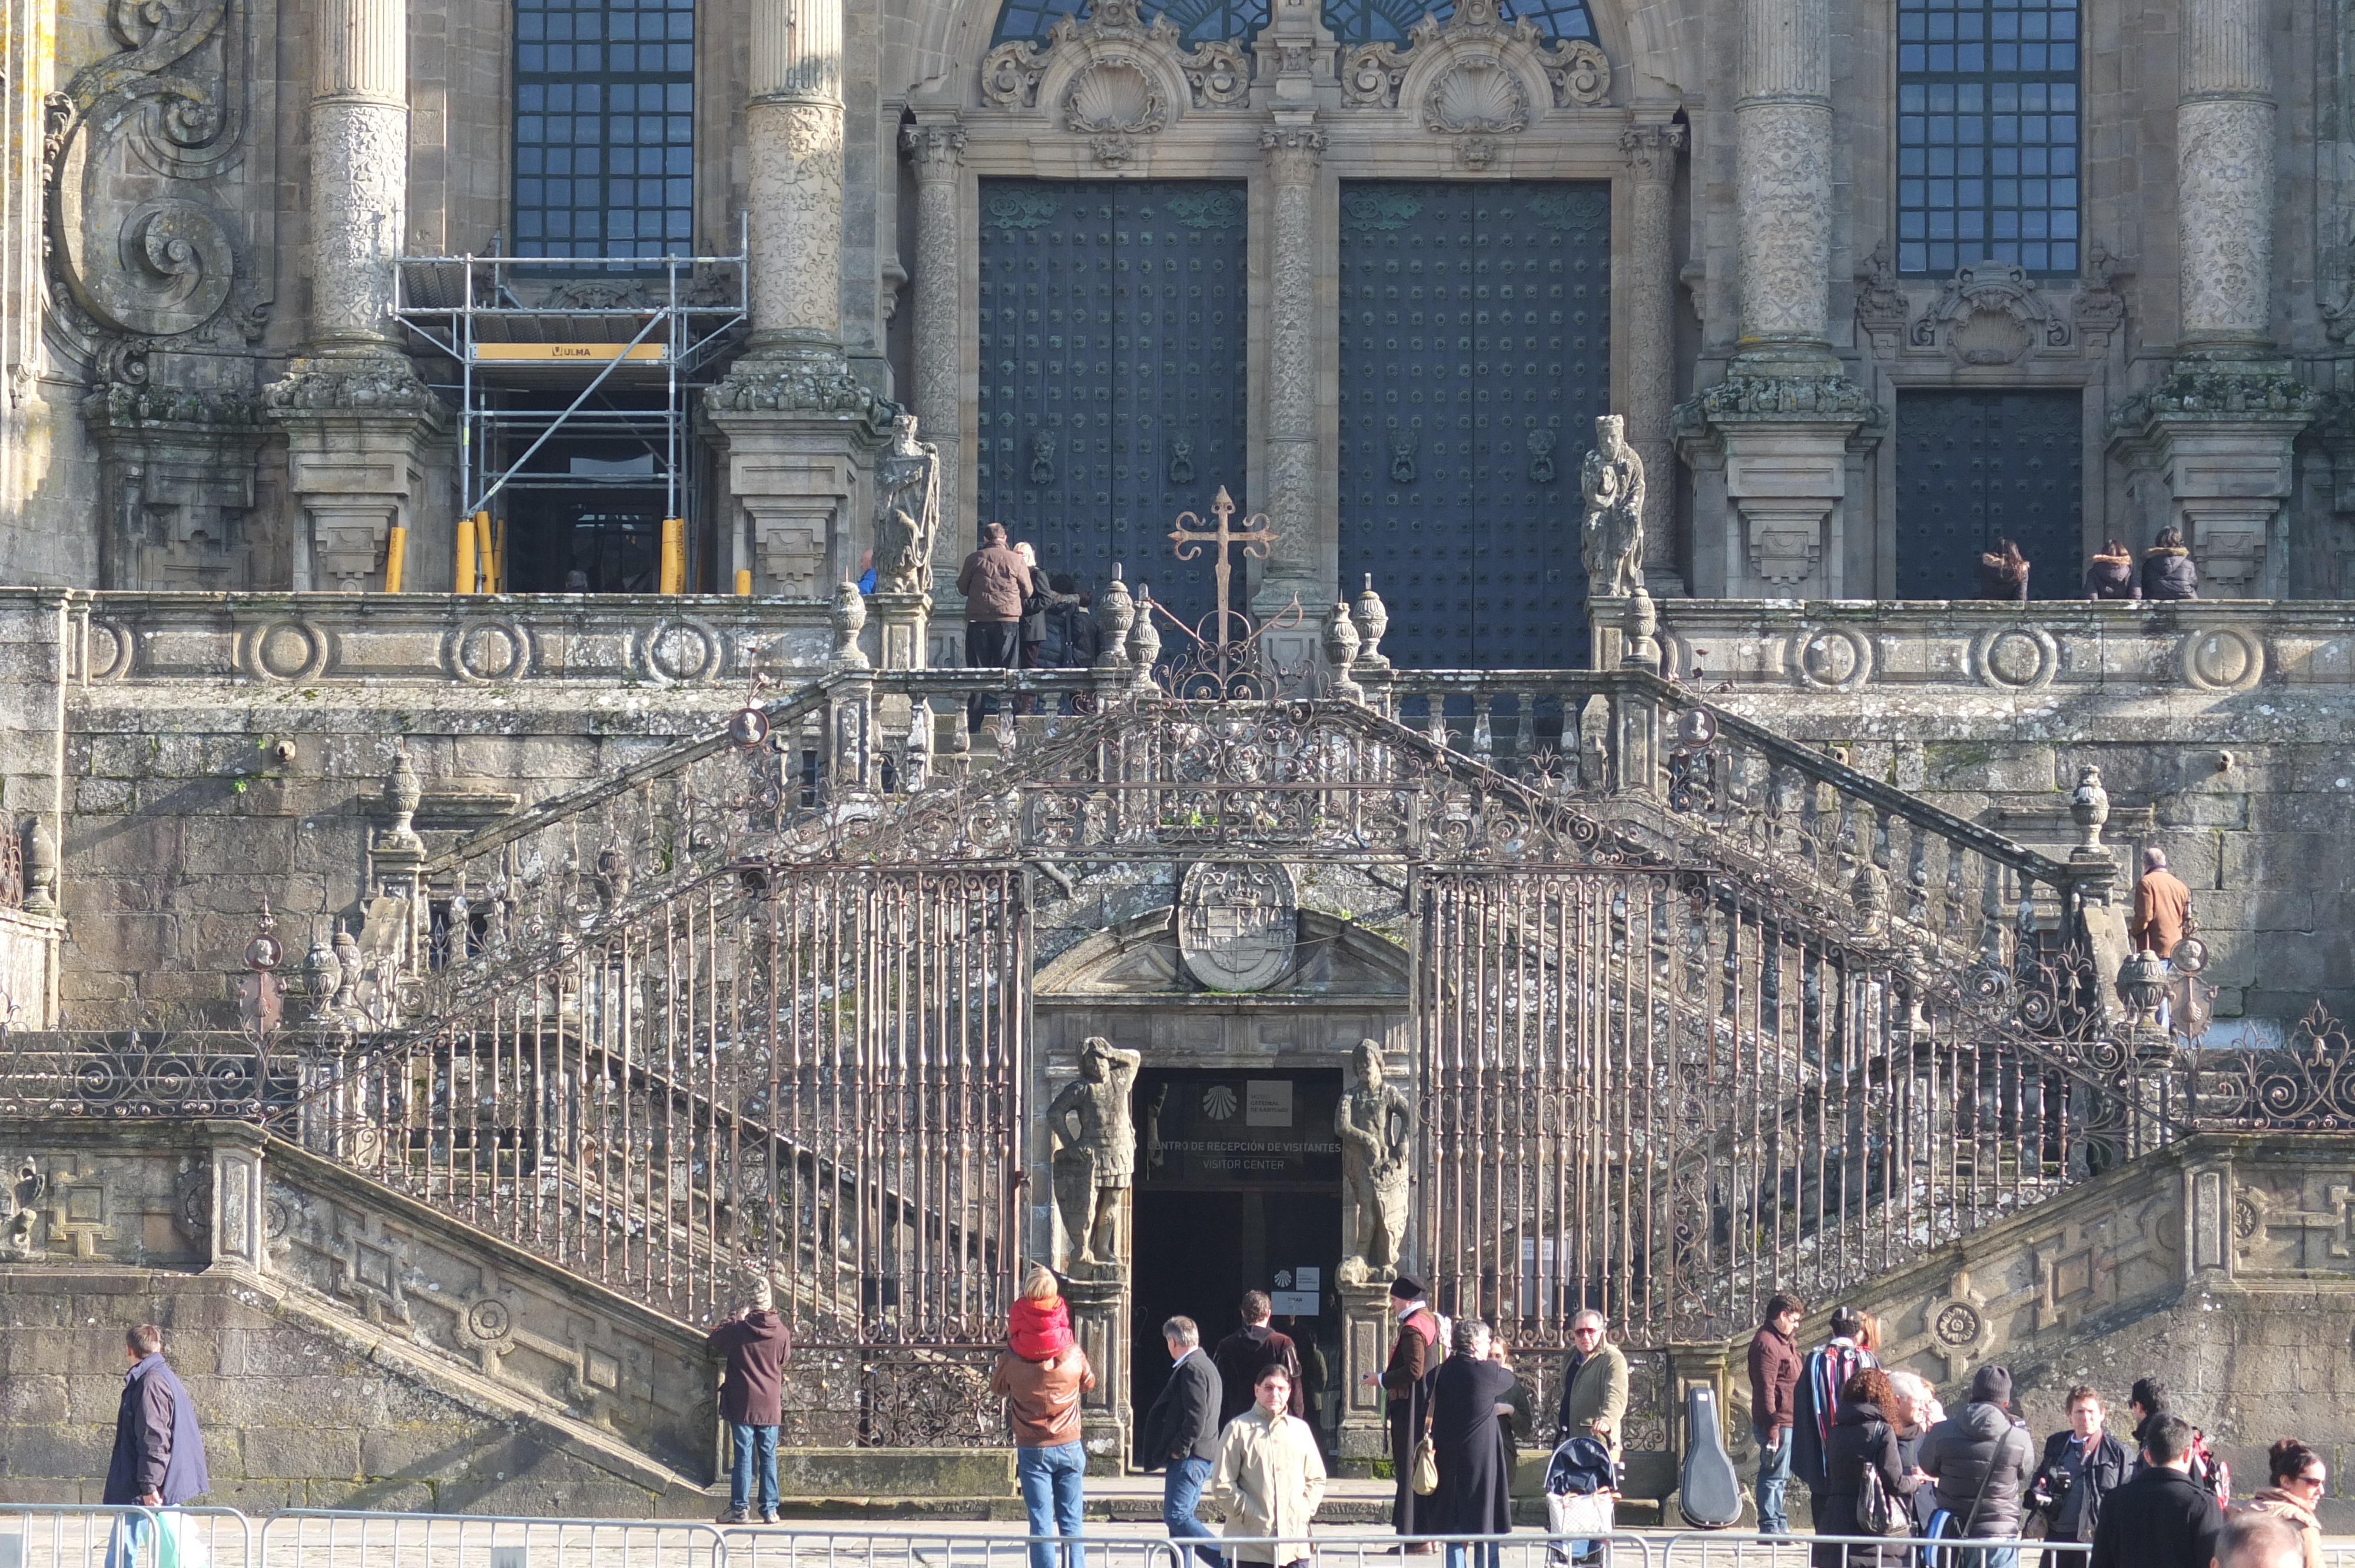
976,180,1249,631
1338,181,1612,668
1895,390,2083,599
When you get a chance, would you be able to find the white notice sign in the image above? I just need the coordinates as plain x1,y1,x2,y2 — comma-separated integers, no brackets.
1271,1291,1319,1315
1246,1079,1294,1127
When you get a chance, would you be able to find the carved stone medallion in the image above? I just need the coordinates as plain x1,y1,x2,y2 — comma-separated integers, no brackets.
1177,861,1297,992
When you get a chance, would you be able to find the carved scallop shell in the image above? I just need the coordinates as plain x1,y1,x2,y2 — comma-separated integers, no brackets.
1064,60,1167,135
1424,59,1528,135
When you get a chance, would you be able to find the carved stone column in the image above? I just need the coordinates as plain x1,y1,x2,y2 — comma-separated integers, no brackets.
1336,1279,1394,1471
1257,122,1327,669
1620,123,1687,596
264,0,442,592
1064,1270,1131,1472
2110,0,2313,595
706,0,893,598
904,121,967,626
1672,0,1876,599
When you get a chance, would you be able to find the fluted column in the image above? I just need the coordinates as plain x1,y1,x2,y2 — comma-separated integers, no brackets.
1621,123,1687,593
1259,123,1325,621
2177,0,2273,344
1734,0,1830,351
747,0,844,348
904,121,966,594
308,0,408,354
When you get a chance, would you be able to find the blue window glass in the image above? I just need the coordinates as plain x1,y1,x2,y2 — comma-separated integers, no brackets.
991,0,1592,46
514,0,694,263
1895,0,2077,275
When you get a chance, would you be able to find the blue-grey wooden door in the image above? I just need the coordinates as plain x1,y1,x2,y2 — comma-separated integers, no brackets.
1336,181,1612,669
1895,390,2082,599
976,180,1249,637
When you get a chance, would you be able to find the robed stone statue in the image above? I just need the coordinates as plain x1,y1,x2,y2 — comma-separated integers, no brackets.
873,413,940,594
1048,1036,1142,1275
1580,414,1646,599
1336,1039,1413,1283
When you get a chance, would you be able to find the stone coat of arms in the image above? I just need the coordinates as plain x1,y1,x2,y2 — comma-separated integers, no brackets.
1176,861,1297,992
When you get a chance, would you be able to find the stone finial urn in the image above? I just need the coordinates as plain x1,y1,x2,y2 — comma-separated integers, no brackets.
2069,764,2109,851
2117,947,2168,1036
1351,574,1389,669
1323,602,1363,702
831,580,870,669
1095,566,1135,668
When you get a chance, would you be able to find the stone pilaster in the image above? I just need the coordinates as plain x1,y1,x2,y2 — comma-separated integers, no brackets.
1257,122,1326,668
903,122,967,613
2108,0,2313,596
706,0,894,599
1336,1280,1394,1471
1065,1271,1131,1473
264,0,441,593
1672,0,1876,598
1620,124,1687,596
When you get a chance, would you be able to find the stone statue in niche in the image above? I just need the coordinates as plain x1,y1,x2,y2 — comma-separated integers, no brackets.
1580,414,1646,599
1047,1037,1142,1276
1336,1040,1412,1284
872,413,941,594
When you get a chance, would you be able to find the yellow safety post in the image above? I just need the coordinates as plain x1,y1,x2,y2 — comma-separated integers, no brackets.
383,526,408,593
659,517,684,593
454,515,476,594
734,568,753,596
474,512,496,593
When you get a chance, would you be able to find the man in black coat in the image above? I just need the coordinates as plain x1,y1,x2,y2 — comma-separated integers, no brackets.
1918,1363,2036,1546
1141,1316,1225,1567
2089,1415,2222,1568
1212,1290,1303,1424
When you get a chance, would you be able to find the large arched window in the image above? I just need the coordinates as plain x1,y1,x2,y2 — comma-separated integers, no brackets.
1895,0,2079,275
990,0,1594,46
513,0,696,260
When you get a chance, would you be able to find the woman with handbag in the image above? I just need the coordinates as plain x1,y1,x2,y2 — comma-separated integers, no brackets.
1212,1365,1328,1568
1818,1367,1923,1568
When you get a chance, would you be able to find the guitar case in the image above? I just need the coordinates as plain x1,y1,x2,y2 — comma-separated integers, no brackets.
1676,1384,1746,1529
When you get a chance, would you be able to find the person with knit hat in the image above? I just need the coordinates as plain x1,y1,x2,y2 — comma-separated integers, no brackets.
708,1274,792,1523
1918,1364,2036,1568
1376,1274,1445,1553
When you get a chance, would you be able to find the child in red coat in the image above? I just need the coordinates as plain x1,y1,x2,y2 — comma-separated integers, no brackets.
1009,1263,1073,1361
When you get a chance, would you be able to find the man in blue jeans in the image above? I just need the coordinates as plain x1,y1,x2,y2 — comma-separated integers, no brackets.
991,1322,1097,1568
1745,1293,1802,1535
708,1277,792,1523
1139,1315,1225,1566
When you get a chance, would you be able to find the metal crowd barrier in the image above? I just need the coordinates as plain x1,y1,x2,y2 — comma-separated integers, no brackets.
0,1506,247,1568
258,1512,727,1568
1086,1532,1655,1568
717,1530,1197,1568
1648,1533,2093,1567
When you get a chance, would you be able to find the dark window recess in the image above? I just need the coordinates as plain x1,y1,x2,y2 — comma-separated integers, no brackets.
991,0,1593,47
975,179,1248,639
1895,390,2082,599
1895,0,2079,275
1336,181,1611,670
513,0,695,262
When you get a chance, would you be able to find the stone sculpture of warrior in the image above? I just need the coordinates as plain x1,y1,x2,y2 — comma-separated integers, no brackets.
1580,414,1647,599
872,413,941,594
1336,1039,1412,1283
1047,1036,1142,1275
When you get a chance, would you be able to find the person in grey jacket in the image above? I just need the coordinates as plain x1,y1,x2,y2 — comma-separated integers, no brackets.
1918,1366,2036,1568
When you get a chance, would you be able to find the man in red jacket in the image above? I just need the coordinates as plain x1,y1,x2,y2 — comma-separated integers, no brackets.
709,1276,792,1523
1746,1294,1803,1535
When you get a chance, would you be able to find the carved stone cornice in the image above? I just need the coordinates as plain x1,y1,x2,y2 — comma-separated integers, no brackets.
708,345,895,431
262,354,442,424
85,381,264,433
900,122,966,178
1674,366,1880,434
1261,123,1328,177
1618,121,1686,181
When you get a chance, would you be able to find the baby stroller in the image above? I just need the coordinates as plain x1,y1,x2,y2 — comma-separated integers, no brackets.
1544,1435,1620,1566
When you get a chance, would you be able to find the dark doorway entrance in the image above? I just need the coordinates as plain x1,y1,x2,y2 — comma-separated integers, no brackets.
1895,390,2083,598
1131,1068,1344,1466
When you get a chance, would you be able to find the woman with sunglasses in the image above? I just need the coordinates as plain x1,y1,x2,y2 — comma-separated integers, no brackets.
2239,1440,2326,1568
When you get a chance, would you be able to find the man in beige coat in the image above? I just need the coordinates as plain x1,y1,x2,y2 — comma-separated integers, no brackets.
1212,1365,1328,1567
1553,1309,1629,1459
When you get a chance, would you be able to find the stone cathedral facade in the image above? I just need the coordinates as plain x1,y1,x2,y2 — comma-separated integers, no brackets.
0,0,2346,607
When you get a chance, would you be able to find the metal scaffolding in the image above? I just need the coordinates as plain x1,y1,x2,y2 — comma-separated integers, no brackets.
393,238,748,589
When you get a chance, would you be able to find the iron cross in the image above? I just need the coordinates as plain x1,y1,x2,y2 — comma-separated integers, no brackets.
1167,486,1277,656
